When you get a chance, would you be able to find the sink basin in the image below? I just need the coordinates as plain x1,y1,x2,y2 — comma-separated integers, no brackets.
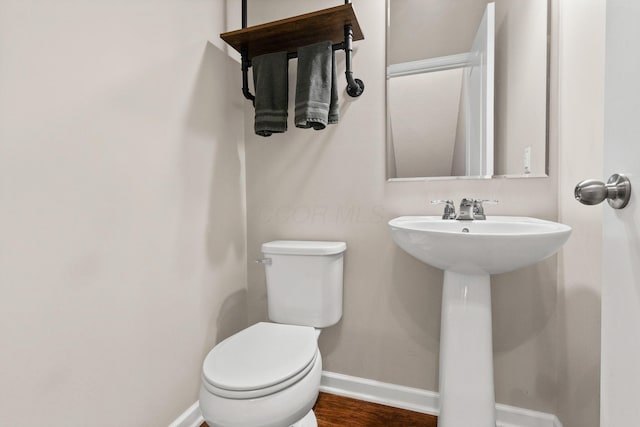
388,215,571,427
389,216,572,275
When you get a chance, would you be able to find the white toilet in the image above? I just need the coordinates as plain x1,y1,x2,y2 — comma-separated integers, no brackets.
199,240,347,427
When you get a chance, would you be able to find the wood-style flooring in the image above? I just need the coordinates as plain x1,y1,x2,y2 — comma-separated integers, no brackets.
200,392,438,427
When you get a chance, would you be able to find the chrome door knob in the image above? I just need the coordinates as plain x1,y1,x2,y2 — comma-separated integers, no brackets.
575,173,631,209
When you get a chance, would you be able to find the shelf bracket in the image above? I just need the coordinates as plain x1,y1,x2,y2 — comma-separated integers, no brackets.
240,0,256,103
343,23,364,97
241,48,255,104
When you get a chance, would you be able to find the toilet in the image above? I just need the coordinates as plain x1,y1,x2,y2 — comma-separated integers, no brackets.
199,240,347,427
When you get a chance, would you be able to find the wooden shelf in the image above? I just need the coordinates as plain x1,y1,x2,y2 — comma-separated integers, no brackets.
220,4,364,61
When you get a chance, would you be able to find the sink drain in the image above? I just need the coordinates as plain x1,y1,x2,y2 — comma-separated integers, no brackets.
462,228,470,233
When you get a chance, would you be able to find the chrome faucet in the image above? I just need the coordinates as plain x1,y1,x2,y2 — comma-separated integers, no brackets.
433,198,498,220
457,198,499,220
471,199,498,220
456,198,475,220
431,200,456,220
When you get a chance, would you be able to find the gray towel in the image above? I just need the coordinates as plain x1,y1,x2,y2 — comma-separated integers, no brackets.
252,51,289,137
295,41,339,130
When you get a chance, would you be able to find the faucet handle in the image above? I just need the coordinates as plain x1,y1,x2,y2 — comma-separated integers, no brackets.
473,199,499,220
431,200,456,220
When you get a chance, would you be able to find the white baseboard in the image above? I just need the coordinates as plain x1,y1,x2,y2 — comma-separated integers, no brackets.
170,371,562,427
320,370,440,416
168,401,204,427
320,371,563,427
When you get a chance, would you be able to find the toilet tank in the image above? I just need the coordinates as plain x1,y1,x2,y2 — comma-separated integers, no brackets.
261,240,346,328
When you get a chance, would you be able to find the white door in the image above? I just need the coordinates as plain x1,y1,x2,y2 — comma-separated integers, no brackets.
600,0,640,425
465,2,494,177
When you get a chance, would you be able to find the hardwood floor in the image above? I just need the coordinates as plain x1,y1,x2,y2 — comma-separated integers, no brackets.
313,392,437,427
200,392,438,427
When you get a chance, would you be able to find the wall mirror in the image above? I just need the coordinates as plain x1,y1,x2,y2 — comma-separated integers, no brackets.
386,0,550,180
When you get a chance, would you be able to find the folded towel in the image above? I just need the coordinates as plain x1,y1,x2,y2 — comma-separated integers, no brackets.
252,51,289,137
295,41,339,130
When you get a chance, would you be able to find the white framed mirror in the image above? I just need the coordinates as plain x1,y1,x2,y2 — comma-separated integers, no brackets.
386,0,550,181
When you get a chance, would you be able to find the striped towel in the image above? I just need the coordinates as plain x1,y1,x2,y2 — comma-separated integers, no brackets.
252,51,289,137
295,41,339,130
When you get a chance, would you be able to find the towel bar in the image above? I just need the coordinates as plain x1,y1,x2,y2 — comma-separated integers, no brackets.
222,0,365,105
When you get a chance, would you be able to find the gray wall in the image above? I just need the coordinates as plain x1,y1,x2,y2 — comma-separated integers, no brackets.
0,1,248,426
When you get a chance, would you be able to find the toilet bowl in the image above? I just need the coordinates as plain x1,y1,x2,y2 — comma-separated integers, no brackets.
200,322,322,427
199,241,346,427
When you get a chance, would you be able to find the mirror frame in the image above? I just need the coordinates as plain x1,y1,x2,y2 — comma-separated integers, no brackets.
385,0,553,182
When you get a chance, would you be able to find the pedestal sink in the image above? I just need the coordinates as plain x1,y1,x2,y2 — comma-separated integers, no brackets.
388,216,571,427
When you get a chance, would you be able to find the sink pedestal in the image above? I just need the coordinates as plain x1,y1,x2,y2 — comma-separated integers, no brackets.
388,215,572,427
439,271,495,427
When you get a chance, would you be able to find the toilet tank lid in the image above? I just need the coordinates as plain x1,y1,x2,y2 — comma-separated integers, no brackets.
262,240,346,255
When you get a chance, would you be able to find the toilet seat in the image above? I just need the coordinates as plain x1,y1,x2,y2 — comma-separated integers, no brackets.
199,351,322,427
202,322,318,399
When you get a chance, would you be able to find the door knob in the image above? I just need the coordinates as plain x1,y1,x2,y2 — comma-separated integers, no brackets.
574,173,631,209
